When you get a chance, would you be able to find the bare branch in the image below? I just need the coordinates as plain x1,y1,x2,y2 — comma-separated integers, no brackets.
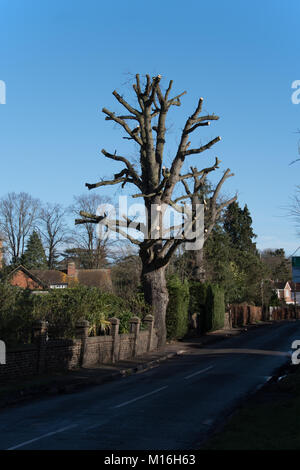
85,177,128,190
101,149,142,189
211,168,234,205
216,195,237,215
165,80,173,100
168,91,187,107
184,136,221,156
112,90,139,116
105,115,138,121
102,107,142,145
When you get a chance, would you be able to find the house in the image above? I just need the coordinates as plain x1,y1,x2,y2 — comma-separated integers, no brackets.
274,281,294,304
294,283,300,305
7,261,113,292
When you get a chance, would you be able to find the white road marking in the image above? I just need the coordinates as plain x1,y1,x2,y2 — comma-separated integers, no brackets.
7,424,78,450
113,386,168,409
264,376,272,382
184,365,214,380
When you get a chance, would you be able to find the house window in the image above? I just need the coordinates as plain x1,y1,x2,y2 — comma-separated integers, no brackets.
50,284,68,289
285,289,290,298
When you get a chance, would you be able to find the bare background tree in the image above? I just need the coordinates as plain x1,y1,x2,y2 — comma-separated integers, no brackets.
0,192,41,263
39,203,70,269
76,74,229,347
110,242,142,298
70,194,111,269
176,162,236,281
289,186,300,235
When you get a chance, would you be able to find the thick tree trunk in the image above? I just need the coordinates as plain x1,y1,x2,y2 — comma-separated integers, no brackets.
191,247,206,282
141,265,168,348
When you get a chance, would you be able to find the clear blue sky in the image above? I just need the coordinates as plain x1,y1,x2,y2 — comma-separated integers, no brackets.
0,0,300,254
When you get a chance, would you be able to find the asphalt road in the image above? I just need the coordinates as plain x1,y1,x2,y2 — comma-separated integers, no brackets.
0,320,299,450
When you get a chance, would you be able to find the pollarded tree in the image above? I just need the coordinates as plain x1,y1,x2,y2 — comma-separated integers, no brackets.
76,74,224,347
175,161,237,281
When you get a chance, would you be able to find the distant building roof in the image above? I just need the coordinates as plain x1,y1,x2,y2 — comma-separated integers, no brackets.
31,270,66,286
273,281,291,290
77,269,112,290
7,264,112,291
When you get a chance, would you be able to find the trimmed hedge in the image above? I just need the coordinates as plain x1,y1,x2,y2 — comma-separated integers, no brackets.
205,284,225,331
189,281,225,333
166,276,190,340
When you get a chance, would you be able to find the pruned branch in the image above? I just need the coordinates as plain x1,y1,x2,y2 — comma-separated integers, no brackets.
101,149,142,189
85,177,128,190
184,136,221,156
162,97,220,203
112,90,139,116
102,107,142,146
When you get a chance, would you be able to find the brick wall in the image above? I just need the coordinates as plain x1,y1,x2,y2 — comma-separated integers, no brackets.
10,270,43,290
0,345,38,381
0,314,158,383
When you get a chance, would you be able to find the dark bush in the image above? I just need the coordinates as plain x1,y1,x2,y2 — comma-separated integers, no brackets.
0,283,35,347
189,281,210,332
166,275,190,340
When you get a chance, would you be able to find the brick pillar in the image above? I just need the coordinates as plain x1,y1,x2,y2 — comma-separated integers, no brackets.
109,317,120,363
129,316,141,357
144,314,154,352
75,320,89,366
33,320,48,374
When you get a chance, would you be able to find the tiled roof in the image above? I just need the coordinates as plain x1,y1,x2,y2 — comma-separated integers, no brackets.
77,269,112,290
8,265,112,291
31,270,66,285
33,268,113,290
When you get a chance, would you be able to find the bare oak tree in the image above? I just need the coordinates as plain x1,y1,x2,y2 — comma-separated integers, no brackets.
76,74,225,346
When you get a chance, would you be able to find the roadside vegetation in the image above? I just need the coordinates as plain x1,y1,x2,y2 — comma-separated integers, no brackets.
0,283,151,347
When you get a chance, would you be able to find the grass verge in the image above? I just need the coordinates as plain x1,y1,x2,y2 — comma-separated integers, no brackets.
204,363,300,450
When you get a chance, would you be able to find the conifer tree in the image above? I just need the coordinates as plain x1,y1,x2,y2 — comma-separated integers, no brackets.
223,202,257,253
21,231,47,269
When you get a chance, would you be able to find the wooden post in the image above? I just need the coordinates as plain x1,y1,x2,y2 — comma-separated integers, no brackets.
33,320,48,374
109,317,120,363
129,316,141,357
75,320,90,366
144,314,154,352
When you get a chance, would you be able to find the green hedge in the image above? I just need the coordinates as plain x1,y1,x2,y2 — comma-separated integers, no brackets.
166,275,190,340
189,281,209,332
0,283,35,347
0,283,151,347
189,281,225,333
205,284,225,331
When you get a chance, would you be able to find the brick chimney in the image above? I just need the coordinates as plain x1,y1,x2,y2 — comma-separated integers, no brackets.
67,261,77,278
